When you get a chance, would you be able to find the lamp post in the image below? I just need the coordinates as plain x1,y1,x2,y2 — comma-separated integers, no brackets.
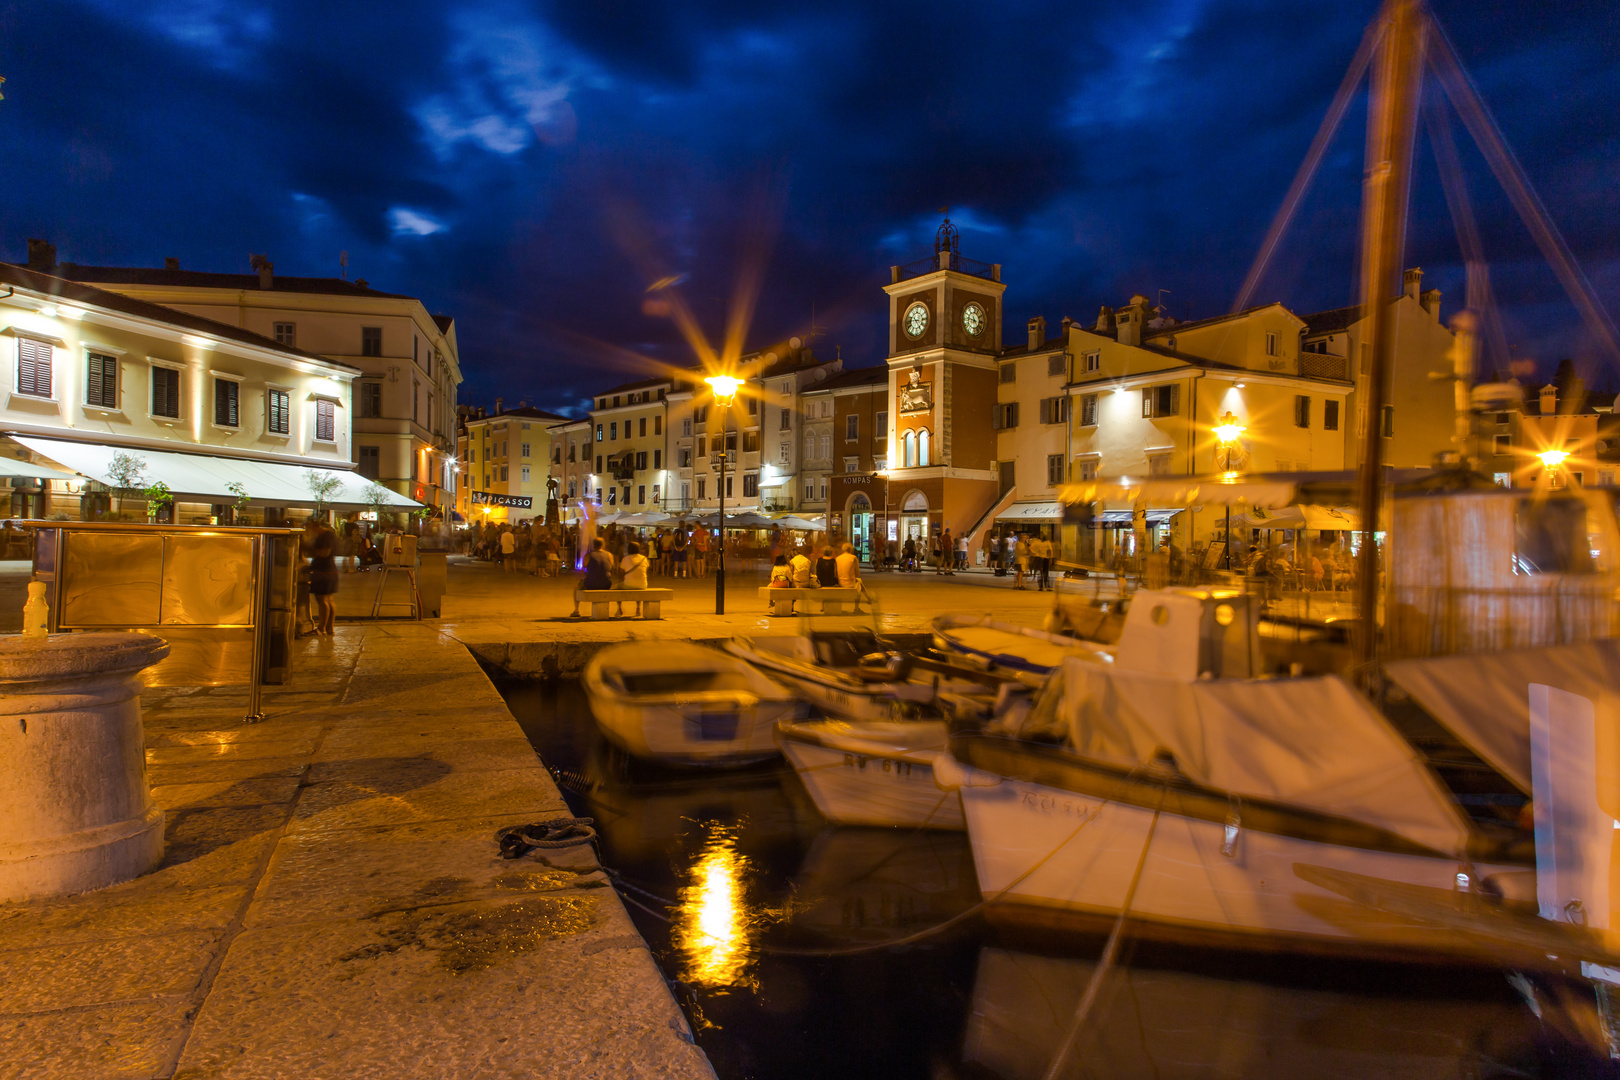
1212,411,1246,571
705,375,742,615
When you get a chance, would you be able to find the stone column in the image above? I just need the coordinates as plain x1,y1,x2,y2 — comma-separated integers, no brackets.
0,632,170,902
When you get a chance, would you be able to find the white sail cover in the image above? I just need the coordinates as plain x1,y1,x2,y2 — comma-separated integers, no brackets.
1385,641,1620,796
1016,661,1472,856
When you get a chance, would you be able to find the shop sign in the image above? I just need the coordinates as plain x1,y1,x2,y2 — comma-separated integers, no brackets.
471,490,533,509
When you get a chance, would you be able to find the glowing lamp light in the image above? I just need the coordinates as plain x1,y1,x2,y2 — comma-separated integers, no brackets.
1213,411,1246,446
1538,448,1570,469
705,374,743,408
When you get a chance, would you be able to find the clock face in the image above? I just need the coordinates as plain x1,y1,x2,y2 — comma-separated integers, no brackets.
903,302,929,339
962,302,986,337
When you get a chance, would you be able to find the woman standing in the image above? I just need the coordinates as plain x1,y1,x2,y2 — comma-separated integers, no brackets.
307,520,340,635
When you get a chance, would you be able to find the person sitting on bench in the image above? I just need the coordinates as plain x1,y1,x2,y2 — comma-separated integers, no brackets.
615,541,651,618
571,538,614,617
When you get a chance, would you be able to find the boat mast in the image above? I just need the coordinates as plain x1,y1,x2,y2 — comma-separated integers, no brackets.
1354,0,1428,676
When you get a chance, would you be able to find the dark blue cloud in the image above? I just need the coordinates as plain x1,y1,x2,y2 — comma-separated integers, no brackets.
1,0,1615,411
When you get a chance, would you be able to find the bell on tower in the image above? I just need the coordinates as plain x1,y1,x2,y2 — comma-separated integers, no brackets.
934,209,960,271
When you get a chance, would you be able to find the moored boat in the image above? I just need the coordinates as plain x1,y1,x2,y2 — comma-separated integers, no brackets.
777,718,963,830
932,614,1112,676
938,588,1549,959
582,641,804,766
724,631,1026,723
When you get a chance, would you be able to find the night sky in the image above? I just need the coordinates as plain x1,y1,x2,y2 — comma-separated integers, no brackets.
3,0,1616,413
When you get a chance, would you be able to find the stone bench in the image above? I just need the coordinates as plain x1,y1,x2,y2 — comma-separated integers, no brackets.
758,586,862,616
577,588,674,620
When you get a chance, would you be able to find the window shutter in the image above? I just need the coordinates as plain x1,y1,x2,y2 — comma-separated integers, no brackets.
1008,402,1019,428
992,405,1004,431
1038,398,1050,425
1168,384,1180,416
1142,389,1153,418
18,338,50,396
87,357,104,405
35,342,51,396
153,369,169,417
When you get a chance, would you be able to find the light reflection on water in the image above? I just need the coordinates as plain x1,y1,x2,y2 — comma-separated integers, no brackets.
675,823,757,989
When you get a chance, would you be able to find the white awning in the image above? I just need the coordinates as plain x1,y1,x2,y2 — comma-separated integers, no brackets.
996,501,1063,522
12,436,421,510
0,455,80,482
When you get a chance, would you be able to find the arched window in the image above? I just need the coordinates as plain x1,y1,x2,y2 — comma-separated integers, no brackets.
917,428,931,468
903,430,917,468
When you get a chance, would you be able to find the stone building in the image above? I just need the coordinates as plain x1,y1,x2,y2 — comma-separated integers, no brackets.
33,242,463,514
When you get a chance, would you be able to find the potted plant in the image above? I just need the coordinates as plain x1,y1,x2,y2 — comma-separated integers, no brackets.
144,482,173,524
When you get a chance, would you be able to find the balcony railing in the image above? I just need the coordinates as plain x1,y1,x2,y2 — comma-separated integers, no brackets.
1299,353,1349,381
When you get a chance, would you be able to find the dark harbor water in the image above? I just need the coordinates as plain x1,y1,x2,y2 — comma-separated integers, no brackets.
497,677,1613,1080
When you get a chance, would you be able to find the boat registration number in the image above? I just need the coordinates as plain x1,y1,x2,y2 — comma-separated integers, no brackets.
842,753,918,778
690,712,740,741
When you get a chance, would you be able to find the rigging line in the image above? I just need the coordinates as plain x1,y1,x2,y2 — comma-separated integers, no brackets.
1425,14,1620,370
1422,89,1514,374
757,761,1155,959
1040,788,1167,1080
1230,16,1385,316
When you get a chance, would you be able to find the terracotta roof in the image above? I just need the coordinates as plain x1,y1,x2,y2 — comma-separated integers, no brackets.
1142,302,1297,340
803,366,888,392
996,333,1068,358
1302,304,1363,336
0,263,360,371
467,406,570,423
594,375,670,397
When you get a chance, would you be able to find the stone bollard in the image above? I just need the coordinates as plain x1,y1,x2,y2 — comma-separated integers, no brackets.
0,632,171,902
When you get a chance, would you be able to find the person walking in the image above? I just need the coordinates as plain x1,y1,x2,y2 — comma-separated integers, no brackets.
672,528,688,578
935,528,952,575
693,525,710,577
1035,533,1052,591
1013,533,1029,590
658,529,675,577
499,525,516,572
902,535,917,572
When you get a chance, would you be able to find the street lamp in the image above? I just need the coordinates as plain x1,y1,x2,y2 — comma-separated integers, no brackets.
705,374,743,615
1213,411,1246,570
1538,447,1569,487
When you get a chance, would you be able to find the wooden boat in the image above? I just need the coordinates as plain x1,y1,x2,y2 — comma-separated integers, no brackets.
931,613,1112,676
723,631,1024,723
776,719,964,830
939,588,1548,959
582,641,804,766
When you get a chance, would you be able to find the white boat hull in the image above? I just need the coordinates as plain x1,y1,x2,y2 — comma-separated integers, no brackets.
779,722,963,830
956,763,1522,954
592,696,795,766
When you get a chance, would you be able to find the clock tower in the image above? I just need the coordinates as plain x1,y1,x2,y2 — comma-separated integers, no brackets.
878,216,1003,547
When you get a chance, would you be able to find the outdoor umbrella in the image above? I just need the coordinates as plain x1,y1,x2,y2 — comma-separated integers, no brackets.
774,515,822,530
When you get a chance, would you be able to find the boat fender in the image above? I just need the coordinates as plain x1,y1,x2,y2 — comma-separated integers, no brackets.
932,753,1001,792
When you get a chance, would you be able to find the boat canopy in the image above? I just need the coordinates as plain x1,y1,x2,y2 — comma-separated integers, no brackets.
1385,640,1620,796
1009,660,1472,856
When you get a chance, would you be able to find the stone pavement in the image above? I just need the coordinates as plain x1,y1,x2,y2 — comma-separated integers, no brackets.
0,623,714,1080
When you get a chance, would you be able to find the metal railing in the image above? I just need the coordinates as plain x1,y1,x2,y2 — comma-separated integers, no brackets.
892,253,1001,283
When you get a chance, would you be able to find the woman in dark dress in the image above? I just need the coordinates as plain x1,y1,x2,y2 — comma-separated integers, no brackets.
308,522,340,636
814,546,839,587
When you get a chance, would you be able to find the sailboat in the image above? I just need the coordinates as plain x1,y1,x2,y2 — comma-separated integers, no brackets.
941,0,1620,970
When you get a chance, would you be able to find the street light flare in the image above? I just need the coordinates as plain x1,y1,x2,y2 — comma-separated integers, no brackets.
705,374,743,407
1537,448,1569,469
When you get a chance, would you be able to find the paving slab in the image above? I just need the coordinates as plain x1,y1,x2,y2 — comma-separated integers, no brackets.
0,622,714,1080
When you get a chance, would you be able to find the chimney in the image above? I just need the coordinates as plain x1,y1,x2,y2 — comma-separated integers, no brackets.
1117,295,1151,347
495,397,504,415
1420,288,1441,320
164,257,179,271
1540,383,1557,416
250,253,274,289
26,239,56,274
1094,305,1114,334
1403,267,1423,301
1027,315,1045,350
